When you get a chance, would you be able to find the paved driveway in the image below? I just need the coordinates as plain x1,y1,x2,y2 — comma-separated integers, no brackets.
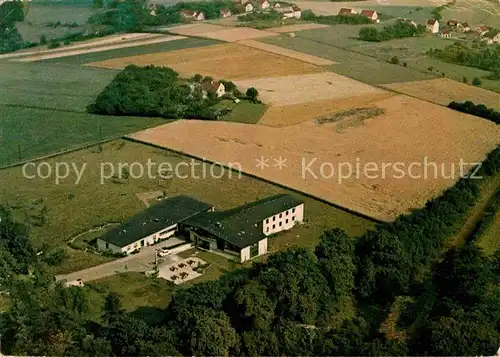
56,238,185,283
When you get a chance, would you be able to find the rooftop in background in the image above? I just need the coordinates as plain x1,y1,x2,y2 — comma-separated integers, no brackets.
184,194,304,248
100,196,213,248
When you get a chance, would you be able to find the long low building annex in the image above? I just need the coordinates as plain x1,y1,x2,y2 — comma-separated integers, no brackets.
97,195,213,254
97,194,304,261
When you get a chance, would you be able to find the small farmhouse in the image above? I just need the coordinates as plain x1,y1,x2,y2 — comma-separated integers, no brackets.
97,196,213,254
220,8,232,17
201,80,226,98
338,8,356,16
460,22,470,32
273,2,280,8
281,10,295,19
447,19,458,27
483,32,500,44
426,19,439,34
178,10,206,21
475,25,489,36
260,0,270,9
439,31,451,38
183,194,304,262
243,2,254,12
360,9,378,22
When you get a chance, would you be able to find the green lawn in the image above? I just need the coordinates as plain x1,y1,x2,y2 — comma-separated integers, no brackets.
477,212,500,255
0,106,168,167
0,61,119,112
441,0,500,28
236,18,308,29
212,99,268,124
0,139,375,273
41,37,221,65
86,272,173,324
260,35,435,84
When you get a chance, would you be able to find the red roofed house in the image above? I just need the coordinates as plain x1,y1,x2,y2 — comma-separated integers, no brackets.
460,22,470,32
426,19,439,33
220,8,232,17
447,19,458,27
360,9,378,22
439,31,451,38
178,10,205,21
201,81,226,98
260,0,270,9
243,2,254,12
475,25,489,36
338,8,356,16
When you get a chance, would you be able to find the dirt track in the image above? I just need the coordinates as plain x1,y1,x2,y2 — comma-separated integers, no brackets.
127,95,500,221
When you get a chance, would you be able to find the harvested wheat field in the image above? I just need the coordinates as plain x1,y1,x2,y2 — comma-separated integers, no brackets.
238,40,335,65
18,35,186,62
258,92,395,127
383,78,500,110
235,72,386,105
128,95,500,221
88,43,325,80
198,27,278,42
267,23,331,33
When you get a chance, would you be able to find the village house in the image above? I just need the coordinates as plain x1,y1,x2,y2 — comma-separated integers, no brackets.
281,10,294,19
183,194,304,262
148,4,158,16
447,19,458,27
460,22,471,32
178,9,205,21
201,80,226,98
426,19,440,34
260,0,270,9
338,8,356,16
292,6,301,19
482,32,500,44
97,196,214,255
360,9,378,22
243,1,254,12
220,8,232,18
474,25,490,36
439,31,451,38
273,2,280,8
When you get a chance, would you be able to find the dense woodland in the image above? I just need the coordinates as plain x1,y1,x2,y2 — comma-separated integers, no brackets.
0,1,37,53
448,101,500,124
1,145,499,355
301,11,374,25
428,42,500,79
358,22,426,42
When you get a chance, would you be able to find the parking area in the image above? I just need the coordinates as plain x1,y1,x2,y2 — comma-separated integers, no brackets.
56,238,188,283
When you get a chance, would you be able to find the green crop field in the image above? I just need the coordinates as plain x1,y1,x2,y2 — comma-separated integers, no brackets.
0,139,375,273
18,2,94,43
369,6,436,23
0,61,119,112
0,106,168,167
477,212,500,255
260,35,435,84
42,37,222,65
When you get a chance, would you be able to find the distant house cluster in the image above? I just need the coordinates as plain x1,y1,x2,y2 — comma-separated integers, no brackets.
178,9,206,21
97,194,305,263
235,0,302,19
337,8,379,23
422,18,499,44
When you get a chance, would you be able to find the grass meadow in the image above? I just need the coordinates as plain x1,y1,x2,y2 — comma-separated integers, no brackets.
0,139,375,273
212,99,268,124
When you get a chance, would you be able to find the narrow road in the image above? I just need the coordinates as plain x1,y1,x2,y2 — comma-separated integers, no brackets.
55,238,185,283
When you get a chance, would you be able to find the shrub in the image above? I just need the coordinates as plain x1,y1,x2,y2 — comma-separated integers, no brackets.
47,41,60,49
462,76,468,83
246,87,259,102
39,34,47,45
472,77,482,86
390,56,400,65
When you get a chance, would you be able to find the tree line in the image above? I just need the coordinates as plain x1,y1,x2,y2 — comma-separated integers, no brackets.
0,145,499,354
448,101,500,124
358,21,426,42
301,10,374,25
0,1,37,53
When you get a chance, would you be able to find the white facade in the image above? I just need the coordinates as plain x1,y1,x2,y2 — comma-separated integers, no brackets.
195,12,205,21
244,3,254,12
240,237,268,262
216,83,226,98
427,20,439,34
263,203,304,235
97,223,177,254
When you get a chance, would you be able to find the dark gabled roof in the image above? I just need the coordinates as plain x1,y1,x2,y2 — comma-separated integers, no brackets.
100,196,212,248
184,194,303,249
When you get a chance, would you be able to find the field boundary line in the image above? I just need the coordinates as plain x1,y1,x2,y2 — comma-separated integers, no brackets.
123,135,385,224
0,138,115,171
1,103,88,114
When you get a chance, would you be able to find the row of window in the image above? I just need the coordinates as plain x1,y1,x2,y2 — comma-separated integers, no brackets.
265,216,296,232
265,208,296,224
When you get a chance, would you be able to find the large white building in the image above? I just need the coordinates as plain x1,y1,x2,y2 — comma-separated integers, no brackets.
184,194,304,262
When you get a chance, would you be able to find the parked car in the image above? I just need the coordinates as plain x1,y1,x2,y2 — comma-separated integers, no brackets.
157,247,171,257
